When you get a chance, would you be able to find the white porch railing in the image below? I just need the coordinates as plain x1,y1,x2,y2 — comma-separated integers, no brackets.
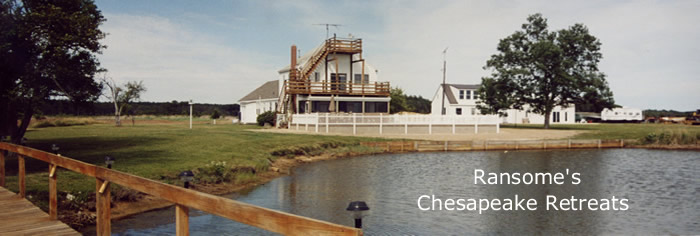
288,113,500,135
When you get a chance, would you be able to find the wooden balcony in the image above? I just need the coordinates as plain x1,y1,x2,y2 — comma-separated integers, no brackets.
286,80,390,96
326,38,362,54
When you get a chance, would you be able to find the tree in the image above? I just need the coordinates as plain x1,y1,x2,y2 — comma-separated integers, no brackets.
257,111,275,126
389,87,408,114
101,75,146,126
477,13,614,128
210,109,221,119
0,0,105,143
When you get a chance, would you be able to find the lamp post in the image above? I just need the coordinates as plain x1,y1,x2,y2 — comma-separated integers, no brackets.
179,170,195,189
104,156,115,169
189,100,193,129
346,201,370,229
51,144,59,155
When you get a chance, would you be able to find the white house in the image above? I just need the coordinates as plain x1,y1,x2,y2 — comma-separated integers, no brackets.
601,107,643,122
238,81,279,124
430,83,576,124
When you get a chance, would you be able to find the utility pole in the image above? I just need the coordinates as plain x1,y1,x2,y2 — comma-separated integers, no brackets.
314,23,343,39
441,47,448,115
189,100,193,129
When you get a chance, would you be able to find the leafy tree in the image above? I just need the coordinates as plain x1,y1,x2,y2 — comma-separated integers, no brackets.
210,109,221,119
0,0,105,143
405,95,431,114
389,87,408,114
101,75,146,126
477,13,614,128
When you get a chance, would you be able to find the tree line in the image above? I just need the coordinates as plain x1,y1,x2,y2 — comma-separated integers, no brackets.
36,100,240,117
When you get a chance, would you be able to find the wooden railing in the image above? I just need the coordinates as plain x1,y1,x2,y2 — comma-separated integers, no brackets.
0,142,361,236
361,139,630,152
326,38,362,54
286,80,390,96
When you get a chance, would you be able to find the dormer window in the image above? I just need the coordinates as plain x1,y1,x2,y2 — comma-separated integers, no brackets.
459,90,465,99
465,90,472,100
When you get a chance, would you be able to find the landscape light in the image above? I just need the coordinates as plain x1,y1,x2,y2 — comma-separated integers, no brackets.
346,201,370,229
51,144,59,155
105,156,115,169
179,170,195,189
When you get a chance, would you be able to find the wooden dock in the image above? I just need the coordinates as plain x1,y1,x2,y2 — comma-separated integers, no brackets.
0,187,79,235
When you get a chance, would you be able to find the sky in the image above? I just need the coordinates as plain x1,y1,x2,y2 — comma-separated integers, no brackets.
94,0,700,111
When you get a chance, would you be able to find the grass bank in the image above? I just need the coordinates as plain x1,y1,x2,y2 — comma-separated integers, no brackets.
2,120,386,228
502,123,700,142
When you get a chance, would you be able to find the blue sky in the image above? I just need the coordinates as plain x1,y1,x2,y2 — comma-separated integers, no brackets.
95,0,700,111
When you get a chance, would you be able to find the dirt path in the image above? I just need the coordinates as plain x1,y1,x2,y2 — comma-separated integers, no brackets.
252,127,583,141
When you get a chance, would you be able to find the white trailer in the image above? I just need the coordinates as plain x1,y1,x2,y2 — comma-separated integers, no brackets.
601,107,643,122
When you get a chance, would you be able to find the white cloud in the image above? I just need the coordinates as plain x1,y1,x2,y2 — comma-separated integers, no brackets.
99,13,277,104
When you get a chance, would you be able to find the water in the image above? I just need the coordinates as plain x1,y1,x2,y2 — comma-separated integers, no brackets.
103,149,699,235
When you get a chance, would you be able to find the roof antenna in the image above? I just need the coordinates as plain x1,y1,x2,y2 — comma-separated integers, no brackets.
314,23,343,39
441,47,448,115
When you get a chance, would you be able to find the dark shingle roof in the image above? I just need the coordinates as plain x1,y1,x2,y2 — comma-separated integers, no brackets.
239,80,279,102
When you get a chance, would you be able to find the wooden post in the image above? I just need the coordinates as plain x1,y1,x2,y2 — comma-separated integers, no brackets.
568,139,572,149
176,204,190,236
444,141,448,152
0,151,4,187
49,164,58,220
620,139,624,148
598,139,601,149
379,113,383,135
543,140,547,150
19,155,25,198
96,178,111,236
353,113,356,135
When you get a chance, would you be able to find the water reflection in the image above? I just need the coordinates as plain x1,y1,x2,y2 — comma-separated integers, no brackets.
101,149,699,235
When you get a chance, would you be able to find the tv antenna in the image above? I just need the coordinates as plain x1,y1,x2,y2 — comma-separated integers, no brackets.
441,47,448,115
314,23,343,39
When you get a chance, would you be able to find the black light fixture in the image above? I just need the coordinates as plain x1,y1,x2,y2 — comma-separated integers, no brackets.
104,156,115,169
51,144,59,155
179,170,195,189
346,201,370,229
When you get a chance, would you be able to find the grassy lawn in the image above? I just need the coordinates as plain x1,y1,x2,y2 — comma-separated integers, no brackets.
502,123,700,140
3,122,385,200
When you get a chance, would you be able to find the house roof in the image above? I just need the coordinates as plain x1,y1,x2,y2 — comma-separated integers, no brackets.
239,80,279,102
441,83,479,104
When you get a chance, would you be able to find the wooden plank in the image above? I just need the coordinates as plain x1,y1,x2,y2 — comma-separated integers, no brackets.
49,164,58,220
97,167,361,236
96,178,111,236
0,150,5,187
0,187,79,236
18,155,25,198
176,204,189,236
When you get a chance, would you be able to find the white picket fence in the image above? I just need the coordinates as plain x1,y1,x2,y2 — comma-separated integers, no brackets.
287,113,500,135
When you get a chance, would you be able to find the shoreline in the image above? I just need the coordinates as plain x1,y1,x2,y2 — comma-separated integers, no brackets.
74,141,698,232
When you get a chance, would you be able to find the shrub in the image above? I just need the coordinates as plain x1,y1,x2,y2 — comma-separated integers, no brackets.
640,130,698,145
197,161,233,184
210,109,221,119
256,111,276,126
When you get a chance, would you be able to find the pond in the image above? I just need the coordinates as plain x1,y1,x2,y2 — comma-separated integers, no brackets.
96,149,699,235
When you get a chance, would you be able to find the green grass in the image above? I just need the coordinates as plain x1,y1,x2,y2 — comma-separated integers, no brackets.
3,122,386,200
501,123,700,140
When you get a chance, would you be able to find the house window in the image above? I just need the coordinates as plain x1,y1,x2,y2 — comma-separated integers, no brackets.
330,73,347,91
459,90,465,99
473,91,478,100
565,112,567,122
456,108,462,115
354,74,369,84
314,72,320,82
553,112,560,123
471,108,476,115
466,90,472,99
